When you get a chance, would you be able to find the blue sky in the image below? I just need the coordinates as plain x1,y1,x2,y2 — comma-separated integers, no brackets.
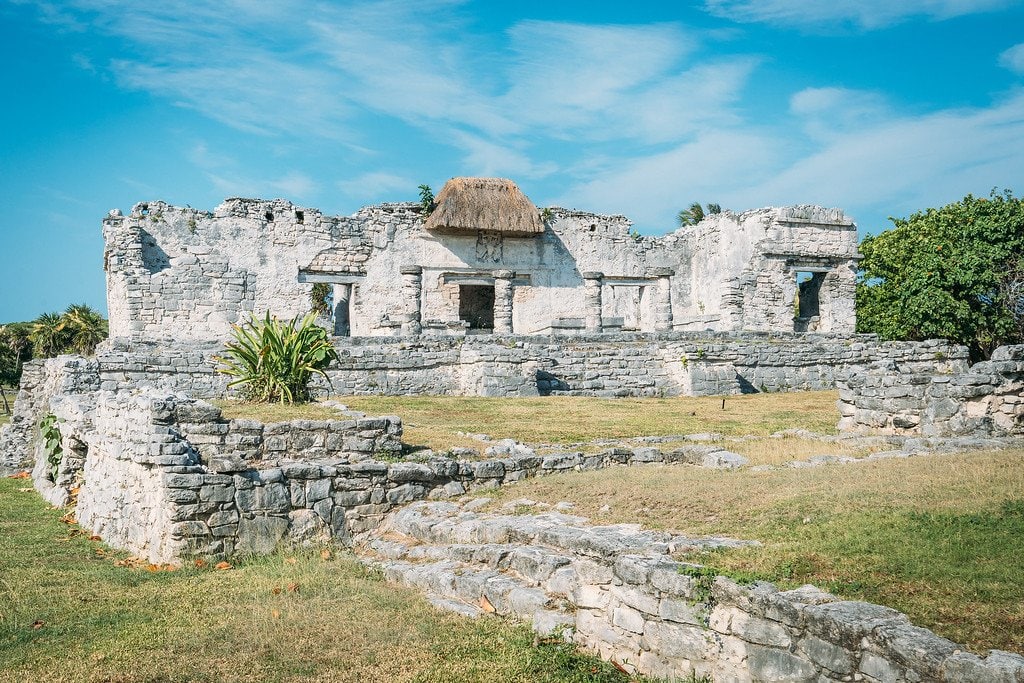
2,0,1023,322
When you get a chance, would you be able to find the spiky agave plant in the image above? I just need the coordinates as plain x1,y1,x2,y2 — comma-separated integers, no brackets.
216,312,339,403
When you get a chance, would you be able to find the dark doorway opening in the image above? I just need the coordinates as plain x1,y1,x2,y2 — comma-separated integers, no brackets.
459,285,495,330
795,271,826,331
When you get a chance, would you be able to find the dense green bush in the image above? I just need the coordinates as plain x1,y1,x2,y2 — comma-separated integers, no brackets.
216,312,339,404
857,190,1024,360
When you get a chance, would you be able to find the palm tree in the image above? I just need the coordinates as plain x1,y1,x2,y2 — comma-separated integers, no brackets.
677,202,723,227
58,304,109,355
30,312,68,358
677,202,705,226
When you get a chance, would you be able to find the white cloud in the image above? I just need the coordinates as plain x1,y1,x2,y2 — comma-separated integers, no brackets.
789,87,892,141
554,88,1024,232
557,130,783,229
704,0,1012,29
337,172,418,201
1000,43,1024,74
270,172,317,199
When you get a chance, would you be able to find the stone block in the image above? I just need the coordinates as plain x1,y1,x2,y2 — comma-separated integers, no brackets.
288,509,330,545
745,644,817,682
612,605,646,634
798,634,854,675
200,484,235,503
387,463,435,483
642,621,709,660
730,611,792,648
859,651,903,683
235,482,289,513
609,584,660,616
871,621,958,679
387,483,427,504
236,515,289,554
659,597,701,625
472,460,506,479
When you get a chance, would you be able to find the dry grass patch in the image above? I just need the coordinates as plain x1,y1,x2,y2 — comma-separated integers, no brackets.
722,436,879,466
339,391,841,451
485,450,1024,654
0,480,641,683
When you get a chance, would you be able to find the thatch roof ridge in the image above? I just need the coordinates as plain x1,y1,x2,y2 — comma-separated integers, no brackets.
424,177,544,236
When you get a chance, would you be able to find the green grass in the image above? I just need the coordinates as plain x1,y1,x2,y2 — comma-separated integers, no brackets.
334,392,842,452
485,450,1024,654
0,479,643,683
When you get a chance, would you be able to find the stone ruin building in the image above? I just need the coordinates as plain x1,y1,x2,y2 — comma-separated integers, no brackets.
2,177,1023,682
105,177,859,340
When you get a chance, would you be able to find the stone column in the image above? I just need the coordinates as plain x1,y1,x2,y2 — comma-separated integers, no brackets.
493,269,515,335
332,283,352,337
650,267,674,332
400,266,423,336
582,271,604,333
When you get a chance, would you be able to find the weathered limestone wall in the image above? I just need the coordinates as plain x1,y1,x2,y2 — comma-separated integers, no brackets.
369,501,1024,683
103,197,858,341
837,344,1024,436
0,356,99,478
31,390,749,562
91,333,960,400
33,391,403,562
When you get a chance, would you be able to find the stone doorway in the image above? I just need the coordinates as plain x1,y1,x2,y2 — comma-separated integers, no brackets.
459,284,495,330
794,271,825,331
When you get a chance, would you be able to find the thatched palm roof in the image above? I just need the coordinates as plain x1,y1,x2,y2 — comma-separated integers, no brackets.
424,177,544,237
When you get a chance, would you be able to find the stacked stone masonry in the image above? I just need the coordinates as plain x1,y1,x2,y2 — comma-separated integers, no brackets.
93,333,965,399
17,386,754,561
103,190,859,341
837,343,1024,437
364,501,1024,683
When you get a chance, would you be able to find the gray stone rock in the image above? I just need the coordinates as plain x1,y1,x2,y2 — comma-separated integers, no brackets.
236,515,289,554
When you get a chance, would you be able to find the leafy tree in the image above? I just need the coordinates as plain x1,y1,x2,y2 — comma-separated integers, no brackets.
677,202,722,226
418,184,435,216
857,189,1024,360
216,312,339,404
310,283,331,317
58,303,108,355
29,312,69,358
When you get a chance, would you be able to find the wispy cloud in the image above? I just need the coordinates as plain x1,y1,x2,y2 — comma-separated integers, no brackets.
564,90,1024,232
337,172,418,201
704,0,1013,30
188,141,317,200
1000,43,1024,74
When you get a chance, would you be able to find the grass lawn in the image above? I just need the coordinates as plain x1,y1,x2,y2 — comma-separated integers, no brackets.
0,479,641,683
219,391,846,460
485,450,1024,654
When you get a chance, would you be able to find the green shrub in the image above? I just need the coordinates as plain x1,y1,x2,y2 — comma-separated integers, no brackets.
39,413,63,481
216,313,339,404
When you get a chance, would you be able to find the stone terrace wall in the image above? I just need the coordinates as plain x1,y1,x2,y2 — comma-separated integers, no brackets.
837,344,1024,436
37,391,401,562
369,501,1024,683
92,333,968,399
0,356,100,477
38,390,756,562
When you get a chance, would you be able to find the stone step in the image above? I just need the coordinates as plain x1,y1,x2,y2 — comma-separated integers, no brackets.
373,556,575,636
384,500,756,561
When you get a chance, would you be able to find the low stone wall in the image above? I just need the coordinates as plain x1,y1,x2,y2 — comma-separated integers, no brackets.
92,332,966,399
366,501,1024,683
838,344,1024,436
0,356,100,478
34,389,755,562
